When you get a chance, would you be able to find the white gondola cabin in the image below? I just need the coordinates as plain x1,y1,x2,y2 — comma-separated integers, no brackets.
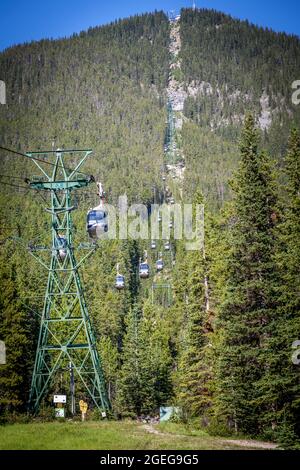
87,182,108,239
87,208,108,239
139,263,150,279
115,275,125,290
55,235,67,260
156,259,164,272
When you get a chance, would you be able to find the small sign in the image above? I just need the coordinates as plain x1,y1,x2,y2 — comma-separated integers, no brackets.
79,400,88,421
101,412,107,418
79,400,88,412
160,406,181,422
53,395,67,404
55,408,65,418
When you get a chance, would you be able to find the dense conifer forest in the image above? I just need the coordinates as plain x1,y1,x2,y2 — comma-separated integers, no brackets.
0,7,299,449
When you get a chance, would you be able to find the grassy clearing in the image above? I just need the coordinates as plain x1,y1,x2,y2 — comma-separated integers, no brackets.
0,420,277,450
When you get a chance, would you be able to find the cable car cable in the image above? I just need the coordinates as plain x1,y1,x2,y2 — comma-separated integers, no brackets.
0,181,50,206
0,146,90,178
0,174,29,181
0,179,49,203
0,173,49,202
0,180,31,190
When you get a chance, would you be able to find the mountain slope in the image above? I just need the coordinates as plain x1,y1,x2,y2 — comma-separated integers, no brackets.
0,8,300,447
0,11,169,205
180,8,300,137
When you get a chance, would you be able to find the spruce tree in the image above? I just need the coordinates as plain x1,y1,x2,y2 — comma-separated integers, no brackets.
117,306,143,416
257,129,300,446
99,336,119,405
176,250,210,417
175,192,213,418
0,251,32,413
214,115,278,434
138,301,173,414
117,301,173,416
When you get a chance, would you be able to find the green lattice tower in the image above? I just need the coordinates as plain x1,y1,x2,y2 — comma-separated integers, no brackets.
27,149,110,414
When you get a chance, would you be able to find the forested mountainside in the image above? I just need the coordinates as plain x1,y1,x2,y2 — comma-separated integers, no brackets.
0,10,170,415
179,8,300,207
0,11,169,205
1,8,300,208
181,8,300,138
0,8,300,448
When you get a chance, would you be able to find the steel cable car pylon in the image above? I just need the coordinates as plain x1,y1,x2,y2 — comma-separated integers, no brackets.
27,149,110,415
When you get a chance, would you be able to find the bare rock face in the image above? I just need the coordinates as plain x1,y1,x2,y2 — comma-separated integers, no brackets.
166,16,186,185
258,91,272,130
167,14,287,136
0,340,6,365
167,20,215,116
167,17,186,113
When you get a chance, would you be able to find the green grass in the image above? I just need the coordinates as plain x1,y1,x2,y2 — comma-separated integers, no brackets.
0,420,274,450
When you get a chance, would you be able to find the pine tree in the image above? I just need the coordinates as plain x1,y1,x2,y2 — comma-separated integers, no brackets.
175,192,213,418
175,250,210,417
117,301,173,416
257,129,300,447
0,251,33,413
214,115,278,435
138,301,173,414
117,306,142,417
99,336,119,405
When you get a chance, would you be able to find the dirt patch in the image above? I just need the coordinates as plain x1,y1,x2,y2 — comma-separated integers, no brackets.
221,439,278,450
142,424,165,436
142,424,278,450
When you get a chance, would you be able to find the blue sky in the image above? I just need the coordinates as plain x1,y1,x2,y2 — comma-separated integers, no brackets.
1,0,299,51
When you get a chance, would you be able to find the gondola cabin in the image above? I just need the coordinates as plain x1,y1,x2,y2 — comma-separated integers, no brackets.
156,260,164,272
115,275,125,290
151,241,156,249
87,208,108,239
139,263,150,279
55,236,67,260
